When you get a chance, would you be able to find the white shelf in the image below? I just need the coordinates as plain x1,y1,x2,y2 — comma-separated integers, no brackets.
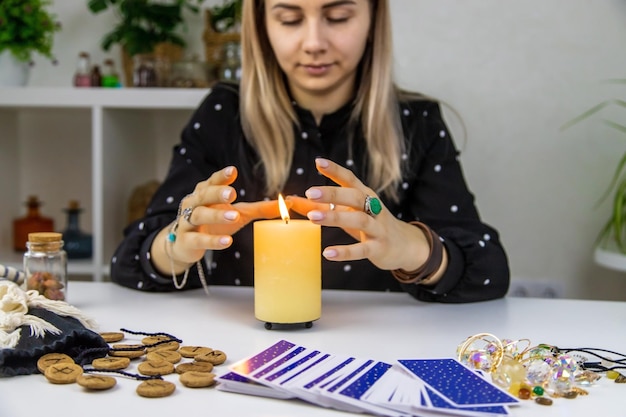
0,87,209,281
0,87,209,108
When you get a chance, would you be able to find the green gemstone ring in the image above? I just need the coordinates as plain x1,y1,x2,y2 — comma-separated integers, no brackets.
364,195,382,217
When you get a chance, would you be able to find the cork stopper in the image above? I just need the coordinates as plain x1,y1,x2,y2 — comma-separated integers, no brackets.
28,232,62,243
68,200,80,210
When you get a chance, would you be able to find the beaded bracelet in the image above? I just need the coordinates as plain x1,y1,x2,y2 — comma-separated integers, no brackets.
164,197,210,295
391,221,443,285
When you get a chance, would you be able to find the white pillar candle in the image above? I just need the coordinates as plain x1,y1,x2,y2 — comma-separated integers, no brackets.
253,195,321,324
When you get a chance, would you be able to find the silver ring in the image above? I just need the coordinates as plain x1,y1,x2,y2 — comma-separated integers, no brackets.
364,195,382,218
329,203,335,211
182,206,198,227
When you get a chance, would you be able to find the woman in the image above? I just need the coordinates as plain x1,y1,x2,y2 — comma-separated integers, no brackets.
110,0,510,303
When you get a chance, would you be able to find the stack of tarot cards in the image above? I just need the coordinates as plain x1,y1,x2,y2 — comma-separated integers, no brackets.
217,340,520,416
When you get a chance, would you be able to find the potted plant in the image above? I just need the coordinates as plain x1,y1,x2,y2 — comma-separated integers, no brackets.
0,0,60,86
562,79,626,270
209,0,242,33
87,0,203,85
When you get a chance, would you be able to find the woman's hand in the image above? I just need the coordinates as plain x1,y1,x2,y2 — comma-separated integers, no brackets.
288,158,439,273
152,166,279,272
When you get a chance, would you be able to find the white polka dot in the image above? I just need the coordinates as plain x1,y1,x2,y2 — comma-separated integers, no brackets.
146,208,152,214
423,110,428,117
343,264,352,272
179,147,187,155
439,130,446,138
403,108,410,116
401,153,408,161
138,222,145,230
450,205,458,213
439,236,445,242
214,103,222,111
397,213,403,219
240,189,246,197
434,164,442,172
483,278,491,285
402,182,409,190
479,240,486,247
211,261,218,269
166,196,174,204
235,278,241,285
134,254,140,261
296,168,304,175
483,233,491,241
234,251,241,259
112,256,117,264
150,273,157,279
263,197,270,201
146,252,151,260
186,159,192,164
137,281,144,289
193,122,200,130
301,132,308,140
346,159,354,167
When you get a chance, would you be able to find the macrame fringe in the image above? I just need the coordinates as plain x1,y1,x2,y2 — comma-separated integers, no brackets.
1,281,99,349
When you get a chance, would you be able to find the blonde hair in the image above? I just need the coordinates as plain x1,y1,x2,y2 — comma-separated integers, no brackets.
240,0,404,201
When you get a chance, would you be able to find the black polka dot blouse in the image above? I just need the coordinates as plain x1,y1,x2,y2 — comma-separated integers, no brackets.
110,82,510,303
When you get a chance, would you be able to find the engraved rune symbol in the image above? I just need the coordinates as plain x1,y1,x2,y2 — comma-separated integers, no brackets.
57,366,75,375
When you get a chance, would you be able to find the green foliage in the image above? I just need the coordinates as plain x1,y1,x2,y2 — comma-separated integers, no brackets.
210,0,242,32
562,79,626,253
87,0,202,56
0,0,61,62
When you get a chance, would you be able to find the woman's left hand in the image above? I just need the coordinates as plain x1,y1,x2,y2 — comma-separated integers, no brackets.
287,158,431,272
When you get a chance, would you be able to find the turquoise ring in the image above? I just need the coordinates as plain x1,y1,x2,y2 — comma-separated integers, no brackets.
364,195,382,217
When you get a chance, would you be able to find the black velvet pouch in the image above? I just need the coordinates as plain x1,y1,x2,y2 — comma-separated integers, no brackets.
0,307,109,377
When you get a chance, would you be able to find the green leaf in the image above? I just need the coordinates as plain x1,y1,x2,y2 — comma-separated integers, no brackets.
560,101,613,131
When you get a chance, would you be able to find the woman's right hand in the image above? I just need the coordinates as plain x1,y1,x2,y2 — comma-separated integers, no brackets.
152,166,280,271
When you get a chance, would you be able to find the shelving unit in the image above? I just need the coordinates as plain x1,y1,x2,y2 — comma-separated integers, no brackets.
0,87,209,281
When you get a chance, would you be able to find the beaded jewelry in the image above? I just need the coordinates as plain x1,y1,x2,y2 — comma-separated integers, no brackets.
456,333,621,404
165,196,210,295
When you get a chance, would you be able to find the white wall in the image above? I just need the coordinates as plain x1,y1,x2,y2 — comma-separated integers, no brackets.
27,0,626,300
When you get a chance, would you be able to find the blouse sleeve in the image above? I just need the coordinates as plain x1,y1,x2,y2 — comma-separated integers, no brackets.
399,100,510,303
109,84,240,291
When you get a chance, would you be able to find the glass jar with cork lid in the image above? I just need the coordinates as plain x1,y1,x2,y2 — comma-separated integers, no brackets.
23,232,68,301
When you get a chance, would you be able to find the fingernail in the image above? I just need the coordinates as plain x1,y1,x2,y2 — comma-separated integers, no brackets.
305,188,322,199
323,248,338,258
219,236,232,245
307,211,324,221
224,166,234,176
315,158,329,168
224,210,238,221
222,188,233,201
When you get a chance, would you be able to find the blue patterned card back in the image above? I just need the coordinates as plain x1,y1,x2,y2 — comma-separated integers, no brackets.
231,339,296,375
397,358,519,406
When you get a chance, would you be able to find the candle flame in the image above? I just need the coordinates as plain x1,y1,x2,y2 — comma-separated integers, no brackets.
278,194,289,224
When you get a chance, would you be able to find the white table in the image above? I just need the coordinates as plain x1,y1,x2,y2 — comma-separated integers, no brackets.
1,282,624,416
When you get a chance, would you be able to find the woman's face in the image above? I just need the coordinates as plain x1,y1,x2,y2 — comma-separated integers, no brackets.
264,0,372,108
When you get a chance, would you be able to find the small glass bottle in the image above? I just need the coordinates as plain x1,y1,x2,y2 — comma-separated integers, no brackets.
62,200,93,259
73,51,92,87
101,58,120,88
13,195,54,252
23,232,67,301
90,64,102,88
133,54,157,87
